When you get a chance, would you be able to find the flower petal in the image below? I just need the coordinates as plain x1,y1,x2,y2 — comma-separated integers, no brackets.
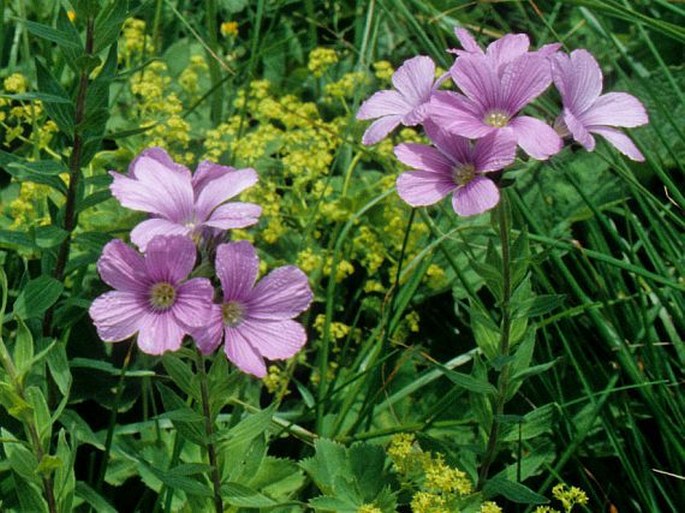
454,27,483,54
144,235,197,284
509,116,562,160
486,33,530,68
563,108,595,151
191,305,224,354
357,90,411,120
394,143,454,174
231,319,306,360
89,291,146,342
579,92,648,128
590,127,645,161
472,130,518,172
127,147,191,179
192,160,235,194
224,326,267,378
173,278,214,329
392,55,435,105
194,167,258,221
423,121,472,165
130,218,192,252
396,171,455,207
203,202,262,230
450,54,501,110
361,115,402,145
429,91,493,139
137,312,186,355
215,241,259,302
452,176,500,216
553,49,602,115
501,54,552,115
97,239,149,293
246,266,313,320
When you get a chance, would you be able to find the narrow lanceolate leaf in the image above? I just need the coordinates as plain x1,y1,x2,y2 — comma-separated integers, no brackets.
437,366,498,395
0,92,72,103
23,19,83,49
483,476,548,504
93,0,128,53
13,276,64,320
35,60,75,137
222,482,280,508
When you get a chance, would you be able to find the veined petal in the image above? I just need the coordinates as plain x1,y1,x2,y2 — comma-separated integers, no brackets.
246,266,313,320
452,176,500,216
394,143,454,174
361,115,402,145
97,239,149,293
231,319,306,360
429,91,493,139
509,116,562,160
191,305,224,355
396,171,455,207
195,167,258,220
127,147,191,179
563,108,595,151
536,42,562,58
357,90,410,120
89,291,146,342
579,92,648,128
130,218,191,252
553,50,602,115
424,121,472,165
454,28,483,54
137,312,186,355
401,102,431,126
472,130,517,172
486,33,530,68
203,202,262,230
501,54,552,115
192,160,236,194
450,54,501,110
224,326,267,378
392,55,435,105
144,235,197,284
590,127,645,162
215,241,259,302
173,278,215,329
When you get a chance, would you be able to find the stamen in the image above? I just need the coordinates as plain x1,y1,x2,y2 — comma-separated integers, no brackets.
453,163,476,187
149,282,176,310
484,110,509,128
221,301,245,327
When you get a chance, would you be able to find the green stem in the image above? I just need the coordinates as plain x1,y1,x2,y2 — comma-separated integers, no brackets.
196,350,223,513
478,193,513,488
206,0,223,125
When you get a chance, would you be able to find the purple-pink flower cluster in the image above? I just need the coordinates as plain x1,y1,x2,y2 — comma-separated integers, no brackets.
357,28,648,216
89,148,312,378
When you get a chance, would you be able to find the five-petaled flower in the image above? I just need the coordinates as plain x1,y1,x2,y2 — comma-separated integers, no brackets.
110,147,262,251
395,122,517,216
552,49,648,161
192,241,313,378
89,235,214,355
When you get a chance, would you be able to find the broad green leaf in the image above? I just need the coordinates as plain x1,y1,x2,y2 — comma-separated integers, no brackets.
162,353,200,402
59,410,104,449
23,19,82,49
219,404,276,452
435,365,497,396
75,481,117,513
483,476,548,504
93,0,128,53
2,429,39,482
144,463,213,497
309,495,357,512
222,482,280,508
34,225,69,248
56,7,83,71
47,342,72,396
13,276,64,320
501,403,557,442
35,59,75,137
15,477,48,513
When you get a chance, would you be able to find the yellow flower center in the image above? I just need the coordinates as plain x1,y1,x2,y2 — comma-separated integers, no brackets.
149,282,176,310
221,301,245,327
453,163,476,187
484,110,509,128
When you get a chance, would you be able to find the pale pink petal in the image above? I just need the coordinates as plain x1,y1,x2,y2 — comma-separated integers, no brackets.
454,28,483,54
172,278,214,329
450,55,501,110
394,143,454,174
127,147,191,179
423,121,472,165
137,312,186,355
191,305,224,354
509,116,562,160
486,33,530,68
396,171,455,207
246,266,313,320
553,50,602,115
192,160,236,194
402,102,430,126
195,167,258,220
590,127,645,161
563,108,595,151
203,202,262,230
215,241,259,302
232,319,306,360
429,92,493,139
130,218,191,252
89,291,146,342
97,239,149,293
501,54,552,115
144,235,196,284
579,92,648,128
361,115,402,145
472,130,517,172
224,326,267,378
357,90,411,120
392,55,435,105
536,43,562,58
452,176,500,216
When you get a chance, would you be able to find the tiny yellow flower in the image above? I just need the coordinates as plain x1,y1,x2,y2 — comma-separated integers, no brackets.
357,504,382,513
480,501,503,513
308,47,338,77
67,10,76,22
3,73,27,93
220,21,239,38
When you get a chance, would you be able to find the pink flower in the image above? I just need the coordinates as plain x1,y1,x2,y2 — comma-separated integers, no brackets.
193,241,313,378
429,53,562,160
395,122,517,216
89,236,214,355
356,55,436,145
450,28,561,71
552,49,648,161
110,148,262,251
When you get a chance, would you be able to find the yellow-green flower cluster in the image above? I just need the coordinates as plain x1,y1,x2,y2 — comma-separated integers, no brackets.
552,483,589,512
220,21,239,38
324,71,369,101
121,18,154,63
357,504,382,513
410,491,448,513
479,501,502,513
179,55,209,98
9,182,52,229
262,365,291,398
373,61,394,82
3,73,27,93
308,47,339,77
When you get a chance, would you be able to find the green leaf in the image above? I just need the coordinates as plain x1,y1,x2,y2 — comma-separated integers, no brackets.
2,429,39,481
511,359,560,382
34,225,69,248
309,495,358,512
59,410,104,449
0,92,72,103
434,365,497,395
5,159,68,194
47,342,72,396
222,482,279,508
23,19,83,49
501,404,558,442
15,477,48,513
219,404,276,452
144,463,213,497
483,476,548,504
162,353,200,402
13,276,64,320
14,318,34,375
56,7,83,71
26,386,52,443
75,481,117,513
69,357,155,377
471,303,499,360
36,454,62,476
35,59,75,137
93,0,128,53
0,229,35,249
513,294,567,319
